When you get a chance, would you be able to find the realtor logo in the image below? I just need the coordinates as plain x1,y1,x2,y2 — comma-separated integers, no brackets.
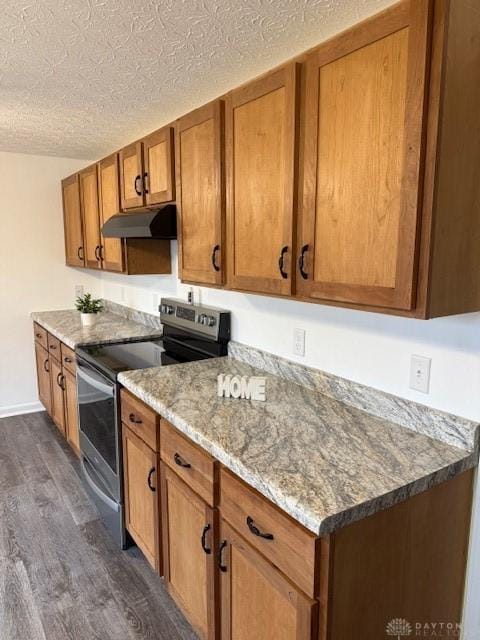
386,618,412,638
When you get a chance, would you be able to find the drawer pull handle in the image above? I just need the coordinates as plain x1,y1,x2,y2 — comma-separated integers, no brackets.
174,452,191,469
201,524,211,555
129,413,142,424
36,333,42,339
218,540,228,572
50,344,57,350
64,357,73,363
246,516,274,541
147,467,156,492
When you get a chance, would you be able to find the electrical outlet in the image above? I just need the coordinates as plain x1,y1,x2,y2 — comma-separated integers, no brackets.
293,328,306,357
409,355,431,393
74,285,84,298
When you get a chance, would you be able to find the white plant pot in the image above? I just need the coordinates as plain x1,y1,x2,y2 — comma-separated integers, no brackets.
81,313,97,327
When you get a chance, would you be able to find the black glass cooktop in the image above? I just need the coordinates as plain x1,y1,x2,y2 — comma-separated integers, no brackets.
76,329,226,382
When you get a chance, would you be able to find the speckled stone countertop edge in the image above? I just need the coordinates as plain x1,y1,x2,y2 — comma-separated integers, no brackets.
118,369,477,536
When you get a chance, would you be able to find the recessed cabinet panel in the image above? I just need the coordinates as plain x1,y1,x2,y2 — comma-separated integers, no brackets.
79,166,102,270
297,2,431,310
226,65,298,296
62,174,84,267
120,142,144,210
161,465,217,640
144,127,175,205
50,357,66,435
123,425,161,571
35,342,51,415
220,520,317,640
98,155,125,272
177,101,225,285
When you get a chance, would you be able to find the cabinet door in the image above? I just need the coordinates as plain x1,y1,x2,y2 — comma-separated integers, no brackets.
120,142,144,210
122,425,161,571
144,127,175,205
35,342,52,415
161,464,218,640
98,154,125,272
226,64,298,296
64,368,80,455
50,358,66,435
297,2,431,310
219,520,317,640
79,165,102,270
177,101,225,285
62,174,84,267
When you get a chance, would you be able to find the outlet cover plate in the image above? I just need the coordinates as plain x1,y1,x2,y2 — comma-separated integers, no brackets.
410,355,431,393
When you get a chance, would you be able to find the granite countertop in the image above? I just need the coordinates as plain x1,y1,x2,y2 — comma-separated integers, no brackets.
119,357,477,536
31,309,162,349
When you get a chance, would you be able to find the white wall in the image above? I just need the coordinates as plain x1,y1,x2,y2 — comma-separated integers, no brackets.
99,243,480,638
0,151,101,416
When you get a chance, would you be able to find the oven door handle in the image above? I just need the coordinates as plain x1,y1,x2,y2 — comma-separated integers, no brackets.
77,363,114,397
81,458,119,512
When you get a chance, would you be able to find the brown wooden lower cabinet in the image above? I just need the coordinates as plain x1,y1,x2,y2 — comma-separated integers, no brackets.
122,424,161,572
33,324,79,456
50,356,66,435
63,368,80,454
219,519,318,640
161,463,218,640
34,341,52,415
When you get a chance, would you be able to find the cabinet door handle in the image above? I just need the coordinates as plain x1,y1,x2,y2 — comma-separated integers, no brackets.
298,244,309,280
174,452,191,469
77,246,84,261
100,245,104,261
143,172,149,195
278,245,288,279
246,516,274,540
56,372,65,390
43,359,50,373
211,244,220,272
147,467,156,492
201,524,212,555
218,540,228,572
134,175,142,196
94,245,101,261
129,413,142,424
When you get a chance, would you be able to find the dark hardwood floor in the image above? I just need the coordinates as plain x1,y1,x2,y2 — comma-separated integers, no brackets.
0,411,197,640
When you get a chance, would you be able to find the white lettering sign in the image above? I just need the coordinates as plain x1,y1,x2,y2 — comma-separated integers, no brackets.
217,374,266,401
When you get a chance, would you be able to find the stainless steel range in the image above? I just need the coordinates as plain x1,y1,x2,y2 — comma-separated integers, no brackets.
75,298,230,547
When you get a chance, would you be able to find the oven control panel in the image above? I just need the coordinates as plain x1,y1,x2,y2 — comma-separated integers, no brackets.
159,298,230,342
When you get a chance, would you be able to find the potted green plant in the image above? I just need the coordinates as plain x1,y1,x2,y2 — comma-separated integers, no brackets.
75,293,104,327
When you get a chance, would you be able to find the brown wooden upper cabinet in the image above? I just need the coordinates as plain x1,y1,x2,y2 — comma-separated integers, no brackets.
177,100,225,286
119,126,175,210
226,64,298,296
97,154,125,272
79,165,102,270
62,174,84,267
296,1,430,311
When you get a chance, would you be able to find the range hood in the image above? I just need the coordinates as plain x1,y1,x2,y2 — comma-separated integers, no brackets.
101,204,177,239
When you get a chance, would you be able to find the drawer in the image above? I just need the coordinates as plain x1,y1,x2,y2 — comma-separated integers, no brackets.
61,343,76,375
161,420,217,507
120,388,159,452
33,323,48,350
220,468,318,598
47,333,61,361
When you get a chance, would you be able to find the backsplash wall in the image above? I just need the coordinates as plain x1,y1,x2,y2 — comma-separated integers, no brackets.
100,242,480,422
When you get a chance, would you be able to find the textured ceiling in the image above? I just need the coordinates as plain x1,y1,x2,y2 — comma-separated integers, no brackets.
1,0,396,160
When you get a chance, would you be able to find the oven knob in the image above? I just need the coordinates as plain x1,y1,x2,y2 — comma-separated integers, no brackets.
164,305,174,314
160,304,166,314
206,315,216,327
197,314,206,324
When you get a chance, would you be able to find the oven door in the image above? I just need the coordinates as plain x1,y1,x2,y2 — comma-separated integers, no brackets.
76,359,120,501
